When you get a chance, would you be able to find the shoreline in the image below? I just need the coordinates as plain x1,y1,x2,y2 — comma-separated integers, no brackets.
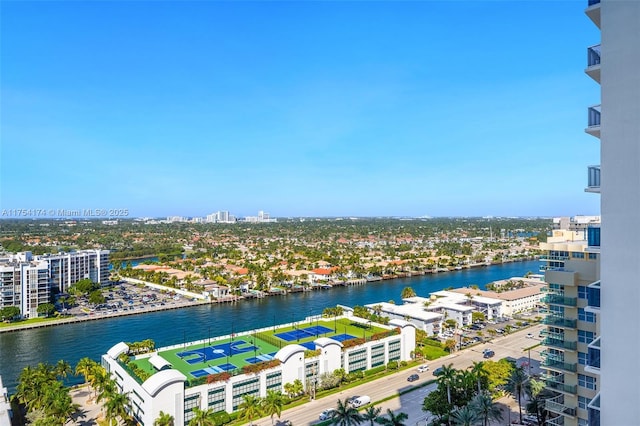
0,257,536,334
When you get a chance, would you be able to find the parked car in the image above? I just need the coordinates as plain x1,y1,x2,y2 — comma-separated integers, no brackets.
417,365,430,373
433,367,444,376
319,409,336,421
350,395,371,408
407,374,419,382
346,395,360,405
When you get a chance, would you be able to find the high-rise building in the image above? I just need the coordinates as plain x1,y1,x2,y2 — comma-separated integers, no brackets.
588,0,640,423
541,1,640,423
0,249,110,318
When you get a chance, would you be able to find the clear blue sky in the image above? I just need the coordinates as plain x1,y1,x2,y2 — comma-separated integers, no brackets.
1,1,601,218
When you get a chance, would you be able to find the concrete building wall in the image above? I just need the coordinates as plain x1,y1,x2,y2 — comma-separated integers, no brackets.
600,0,640,423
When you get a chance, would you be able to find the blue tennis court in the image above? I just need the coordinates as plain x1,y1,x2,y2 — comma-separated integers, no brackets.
177,339,258,364
332,333,357,342
275,325,335,342
245,353,275,364
190,362,237,378
300,341,316,350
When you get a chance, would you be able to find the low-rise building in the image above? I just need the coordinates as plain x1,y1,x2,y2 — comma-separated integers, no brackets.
102,315,415,426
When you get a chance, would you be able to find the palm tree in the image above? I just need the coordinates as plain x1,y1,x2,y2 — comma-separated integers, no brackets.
104,391,130,426
262,390,284,425
401,287,416,299
505,366,528,424
362,405,381,426
449,406,479,426
374,409,409,426
75,357,98,387
436,363,457,407
468,393,502,426
55,360,72,380
154,411,175,426
188,407,215,426
331,398,363,425
468,361,488,395
238,395,263,425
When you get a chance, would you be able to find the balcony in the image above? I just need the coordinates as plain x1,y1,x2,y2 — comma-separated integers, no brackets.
546,395,578,417
546,415,565,426
585,44,601,83
586,0,601,28
542,358,578,373
543,337,578,351
544,375,577,394
586,336,601,374
542,315,577,329
539,254,569,262
542,294,577,307
586,165,601,193
586,281,601,313
586,105,601,138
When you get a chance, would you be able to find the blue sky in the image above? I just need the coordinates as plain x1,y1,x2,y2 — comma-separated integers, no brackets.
1,1,601,218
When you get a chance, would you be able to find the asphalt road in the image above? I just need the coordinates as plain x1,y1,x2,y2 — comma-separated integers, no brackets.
253,324,545,426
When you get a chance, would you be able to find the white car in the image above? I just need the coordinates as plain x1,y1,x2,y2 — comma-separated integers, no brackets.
319,409,336,421
417,365,430,373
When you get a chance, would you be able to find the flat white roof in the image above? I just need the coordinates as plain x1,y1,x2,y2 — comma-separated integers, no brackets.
365,302,442,322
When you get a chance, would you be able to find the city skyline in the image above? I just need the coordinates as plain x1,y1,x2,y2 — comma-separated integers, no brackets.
1,1,600,218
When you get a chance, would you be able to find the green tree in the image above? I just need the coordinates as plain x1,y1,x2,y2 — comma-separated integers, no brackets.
449,405,479,426
362,405,381,426
104,391,130,426
37,303,56,317
436,363,457,419
331,398,363,425
468,361,488,395
505,366,528,424
188,407,215,426
375,409,408,426
238,395,262,425
154,411,175,426
262,390,284,425
469,392,502,426
1,306,21,321
401,287,416,299
88,290,105,305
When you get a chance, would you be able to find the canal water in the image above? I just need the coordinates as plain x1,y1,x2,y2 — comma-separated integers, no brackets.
0,260,538,392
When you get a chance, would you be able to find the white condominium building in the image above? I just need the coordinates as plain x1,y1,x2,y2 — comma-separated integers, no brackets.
586,0,640,423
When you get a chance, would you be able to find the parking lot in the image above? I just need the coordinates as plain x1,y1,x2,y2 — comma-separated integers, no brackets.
63,281,203,318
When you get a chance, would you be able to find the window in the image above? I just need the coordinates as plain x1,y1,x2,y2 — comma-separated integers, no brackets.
578,286,588,300
578,308,596,323
578,374,596,390
589,253,598,260
578,330,595,344
266,372,282,390
348,349,368,372
232,378,260,410
208,388,225,412
579,396,591,410
572,252,585,259
184,393,200,422
578,352,588,366
578,418,589,426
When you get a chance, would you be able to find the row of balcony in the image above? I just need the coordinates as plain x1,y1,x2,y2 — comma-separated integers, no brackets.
542,315,577,329
542,294,577,307
543,337,578,351
546,399,578,417
544,376,578,394
542,358,578,373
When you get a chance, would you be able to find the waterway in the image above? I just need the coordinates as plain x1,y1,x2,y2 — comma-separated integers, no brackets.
0,260,538,393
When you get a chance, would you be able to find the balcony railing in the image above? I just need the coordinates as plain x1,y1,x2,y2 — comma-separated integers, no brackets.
588,105,601,128
542,294,577,307
542,316,577,329
543,358,578,372
587,165,601,191
587,283,601,308
543,337,578,351
546,398,578,417
588,337,601,369
539,254,569,262
587,44,601,67
545,377,578,394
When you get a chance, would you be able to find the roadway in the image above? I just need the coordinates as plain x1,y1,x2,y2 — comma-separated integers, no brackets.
254,324,545,426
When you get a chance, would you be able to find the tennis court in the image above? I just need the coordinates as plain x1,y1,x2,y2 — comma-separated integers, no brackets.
177,340,258,364
331,333,357,342
190,362,238,378
275,325,334,342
